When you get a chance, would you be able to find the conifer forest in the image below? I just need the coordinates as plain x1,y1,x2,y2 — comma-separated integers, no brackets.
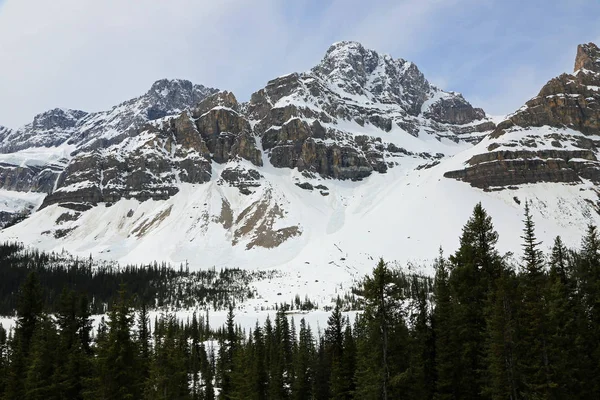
0,202,599,399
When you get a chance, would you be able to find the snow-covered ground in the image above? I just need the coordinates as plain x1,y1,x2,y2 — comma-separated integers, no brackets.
1,310,359,339
1,128,596,309
0,142,75,168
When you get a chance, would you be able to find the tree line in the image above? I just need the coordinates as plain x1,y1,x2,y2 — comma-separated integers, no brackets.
0,244,274,315
0,201,599,399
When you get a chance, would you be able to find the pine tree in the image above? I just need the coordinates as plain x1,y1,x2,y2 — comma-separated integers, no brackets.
137,301,151,383
340,321,356,399
354,259,408,400
576,224,600,396
24,315,58,400
546,236,581,397
5,271,44,399
484,263,520,400
293,319,314,400
190,312,203,399
0,323,7,397
198,343,216,400
405,276,435,400
325,300,345,399
230,333,252,400
93,288,142,399
52,289,93,399
250,323,268,400
432,249,457,400
145,315,189,399
518,201,557,398
312,338,329,400
448,202,502,399
218,304,238,399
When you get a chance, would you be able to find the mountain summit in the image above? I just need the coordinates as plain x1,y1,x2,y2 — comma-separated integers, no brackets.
574,42,600,73
446,42,600,188
0,42,596,278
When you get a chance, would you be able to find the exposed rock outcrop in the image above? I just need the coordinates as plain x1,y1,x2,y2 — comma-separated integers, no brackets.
219,166,262,195
0,164,59,193
446,42,600,188
4,42,493,219
574,42,600,73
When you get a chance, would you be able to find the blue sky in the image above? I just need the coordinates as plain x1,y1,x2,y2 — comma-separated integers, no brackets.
0,0,599,127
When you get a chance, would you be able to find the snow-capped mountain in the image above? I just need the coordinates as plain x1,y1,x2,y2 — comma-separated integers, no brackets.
0,41,598,301
0,79,217,223
445,42,600,189
0,108,88,153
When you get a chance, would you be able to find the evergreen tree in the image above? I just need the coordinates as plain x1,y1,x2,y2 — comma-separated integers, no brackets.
546,236,581,397
448,202,502,399
24,316,58,400
576,224,600,396
340,321,356,399
145,315,189,399
404,276,435,400
93,288,141,399
276,307,294,399
484,263,520,400
325,300,345,399
518,201,553,397
52,289,93,399
354,259,408,400
0,323,7,397
4,271,44,399
249,323,268,400
217,304,238,399
293,319,313,400
432,249,457,400
190,312,203,399
312,338,328,400
137,302,151,383
198,343,216,400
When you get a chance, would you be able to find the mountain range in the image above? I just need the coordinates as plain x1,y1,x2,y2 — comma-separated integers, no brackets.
1,41,599,296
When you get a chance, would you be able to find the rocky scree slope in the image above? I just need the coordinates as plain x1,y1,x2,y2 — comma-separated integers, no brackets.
445,42,600,188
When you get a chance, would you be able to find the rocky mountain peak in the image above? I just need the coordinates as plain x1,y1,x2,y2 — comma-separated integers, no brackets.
143,79,219,120
194,91,239,116
31,108,88,131
574,42,600,73
446,42,600,189
311,41,427,110
148,78,193,97
309,41,485,123
314,41,383,80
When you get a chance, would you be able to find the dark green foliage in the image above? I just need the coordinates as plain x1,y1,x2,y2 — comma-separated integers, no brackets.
0,324,7,396
517,202,554,397
0,243,264,316
0,203,599,400
93,288,142,399
4,271,44,399
354,259,410,400
448,202,503,399
24,315,58,400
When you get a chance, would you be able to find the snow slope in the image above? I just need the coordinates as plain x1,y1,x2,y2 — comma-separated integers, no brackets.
1,131,595,306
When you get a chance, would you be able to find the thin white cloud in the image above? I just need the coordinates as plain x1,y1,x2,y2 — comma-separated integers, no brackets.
0,0,289,127
0,0,597,128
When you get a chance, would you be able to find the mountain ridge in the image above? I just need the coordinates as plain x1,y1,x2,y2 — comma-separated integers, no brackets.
0,42,597,292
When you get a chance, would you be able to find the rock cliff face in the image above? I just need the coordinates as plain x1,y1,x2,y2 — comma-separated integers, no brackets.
1,41,491,230
0,109,88,153
445,42,600,188
41,92,265,207
246,41,491,181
